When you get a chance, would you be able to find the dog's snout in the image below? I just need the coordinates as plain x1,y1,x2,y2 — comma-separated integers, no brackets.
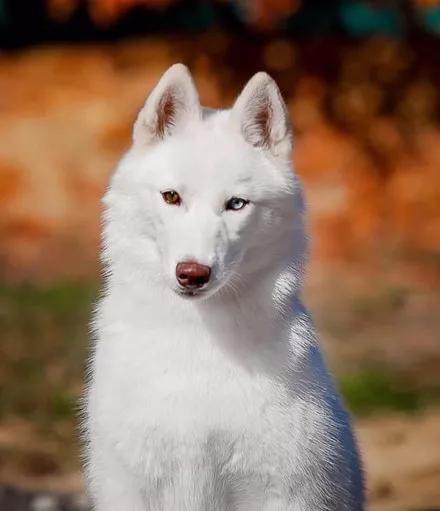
176,262,211,288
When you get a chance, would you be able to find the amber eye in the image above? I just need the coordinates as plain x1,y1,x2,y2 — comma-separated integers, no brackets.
161,190,181,206
225,197,249,211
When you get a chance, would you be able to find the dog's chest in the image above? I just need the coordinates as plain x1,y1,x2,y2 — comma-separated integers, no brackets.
96,330,298,480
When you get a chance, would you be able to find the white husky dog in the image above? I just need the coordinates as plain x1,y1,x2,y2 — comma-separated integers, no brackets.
85,64,364,511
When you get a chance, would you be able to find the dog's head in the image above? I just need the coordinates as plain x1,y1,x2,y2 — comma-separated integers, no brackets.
103,64,305,300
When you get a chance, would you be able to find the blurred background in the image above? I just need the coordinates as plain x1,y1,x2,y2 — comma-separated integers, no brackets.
0,1,439,510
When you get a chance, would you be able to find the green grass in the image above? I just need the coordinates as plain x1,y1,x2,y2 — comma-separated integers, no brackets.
0,282,98,429
339,370,420,415
339,369,440,416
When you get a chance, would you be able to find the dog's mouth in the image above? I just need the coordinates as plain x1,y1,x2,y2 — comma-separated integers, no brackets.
175,286,209,299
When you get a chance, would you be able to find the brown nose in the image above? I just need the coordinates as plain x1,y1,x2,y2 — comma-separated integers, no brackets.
176,262,211,289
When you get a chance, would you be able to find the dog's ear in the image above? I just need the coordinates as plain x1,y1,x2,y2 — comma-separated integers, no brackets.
232,72,292,159
133,63,200,147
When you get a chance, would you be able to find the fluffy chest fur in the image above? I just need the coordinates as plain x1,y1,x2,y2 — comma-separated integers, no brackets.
91,299,307,469
89,295,331,501
87,293,362,510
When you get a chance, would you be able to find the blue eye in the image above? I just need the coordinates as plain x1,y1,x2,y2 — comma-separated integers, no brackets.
225,197,249,211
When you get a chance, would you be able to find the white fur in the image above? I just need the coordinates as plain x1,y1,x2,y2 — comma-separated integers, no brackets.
84,64,364,511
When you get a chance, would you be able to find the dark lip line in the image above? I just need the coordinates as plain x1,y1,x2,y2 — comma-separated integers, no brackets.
176,288,207,297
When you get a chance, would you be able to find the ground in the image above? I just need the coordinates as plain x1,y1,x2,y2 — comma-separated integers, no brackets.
361,410,440,511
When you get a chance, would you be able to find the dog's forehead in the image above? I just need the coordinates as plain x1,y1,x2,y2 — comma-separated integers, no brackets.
178,137,252,182
147,122,257,190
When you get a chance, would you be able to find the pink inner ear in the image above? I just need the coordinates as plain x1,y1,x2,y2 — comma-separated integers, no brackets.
254,100,272,148
156,91,176,139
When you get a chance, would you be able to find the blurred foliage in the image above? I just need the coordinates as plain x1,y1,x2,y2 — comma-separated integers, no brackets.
0,33,439,281
41,0,440,33
1,0,440,47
